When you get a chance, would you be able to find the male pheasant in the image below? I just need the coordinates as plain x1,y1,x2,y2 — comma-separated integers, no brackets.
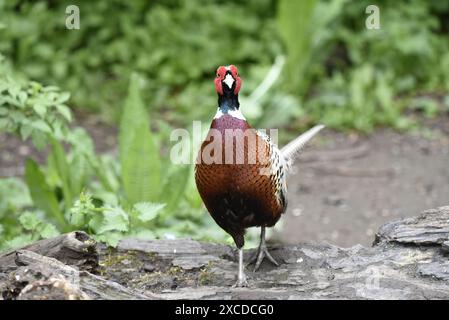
195,65,324,287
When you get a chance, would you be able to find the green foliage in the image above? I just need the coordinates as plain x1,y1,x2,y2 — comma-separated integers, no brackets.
0,178,32,250
0,0,280,123
19,211,59,239
24,159,66,230
0,177,59,250
409,96,440,118
0,56,72,148
277,0,316,94
133,202,166,222
160,164,191,214
0,72,228,250
49,138,74,210
300,0,449,131
2,0,448,133
119,74,161,204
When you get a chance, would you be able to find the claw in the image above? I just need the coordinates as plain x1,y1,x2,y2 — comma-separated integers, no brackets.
247,243,279,272
247,226,279,272
233,275,248,288
252,245,279,272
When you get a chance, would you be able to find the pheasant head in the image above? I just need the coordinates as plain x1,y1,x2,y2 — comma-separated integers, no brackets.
214,65,242,97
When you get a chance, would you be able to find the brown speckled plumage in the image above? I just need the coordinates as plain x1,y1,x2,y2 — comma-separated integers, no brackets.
195,114,287,248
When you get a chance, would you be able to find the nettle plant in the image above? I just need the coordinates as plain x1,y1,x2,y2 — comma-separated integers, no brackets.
0,65,214,250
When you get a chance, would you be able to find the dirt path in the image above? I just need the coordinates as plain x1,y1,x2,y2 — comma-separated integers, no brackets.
277,118,449,247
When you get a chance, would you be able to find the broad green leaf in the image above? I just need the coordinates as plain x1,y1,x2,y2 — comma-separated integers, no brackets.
24,159,66,229
45,149,61,187
69,209,85,227
94,232,124,248
31,131,47,150
160,164,191,213
122,126,161,204
56,104,72,122
30,119,52,133
49,138,74,210
33,103,46,117
97,206,129,234
69,153,90,197
119,73,161,203
0,177,32,210
183,166,204,209
277,0,316,93
134,202,166,222
56,92,70,103
88,213,104,233
88,156,116,193
119,73,151,162
38,223,60,238
20,125,33,140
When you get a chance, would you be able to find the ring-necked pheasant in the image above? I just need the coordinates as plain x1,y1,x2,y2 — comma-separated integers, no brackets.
195,65,324,287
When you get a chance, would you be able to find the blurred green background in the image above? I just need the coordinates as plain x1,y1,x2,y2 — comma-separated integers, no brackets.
1,0,449,250
2,0,448,131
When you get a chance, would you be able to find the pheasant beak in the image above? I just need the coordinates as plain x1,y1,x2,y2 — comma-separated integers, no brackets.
223,73,235,89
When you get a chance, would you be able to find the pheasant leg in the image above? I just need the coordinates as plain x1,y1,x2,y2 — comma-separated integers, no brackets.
247,226,279,272
233,248,248,287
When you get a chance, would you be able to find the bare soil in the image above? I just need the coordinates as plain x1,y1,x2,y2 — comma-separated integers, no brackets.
277,116,449,247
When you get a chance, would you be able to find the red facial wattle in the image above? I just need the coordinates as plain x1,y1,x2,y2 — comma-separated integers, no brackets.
214,66,227,95
233,77,242,95
214,65,242,95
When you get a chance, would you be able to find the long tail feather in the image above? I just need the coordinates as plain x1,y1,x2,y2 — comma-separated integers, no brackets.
281,124,325,164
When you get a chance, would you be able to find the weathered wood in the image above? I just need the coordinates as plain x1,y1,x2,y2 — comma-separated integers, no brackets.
375,206,449,246
0,249,155,300
79,271,154,300
1,206,449,300
0,231,98,275
1,250,89,300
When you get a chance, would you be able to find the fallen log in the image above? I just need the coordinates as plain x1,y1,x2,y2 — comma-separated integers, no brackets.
1,206,449,300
